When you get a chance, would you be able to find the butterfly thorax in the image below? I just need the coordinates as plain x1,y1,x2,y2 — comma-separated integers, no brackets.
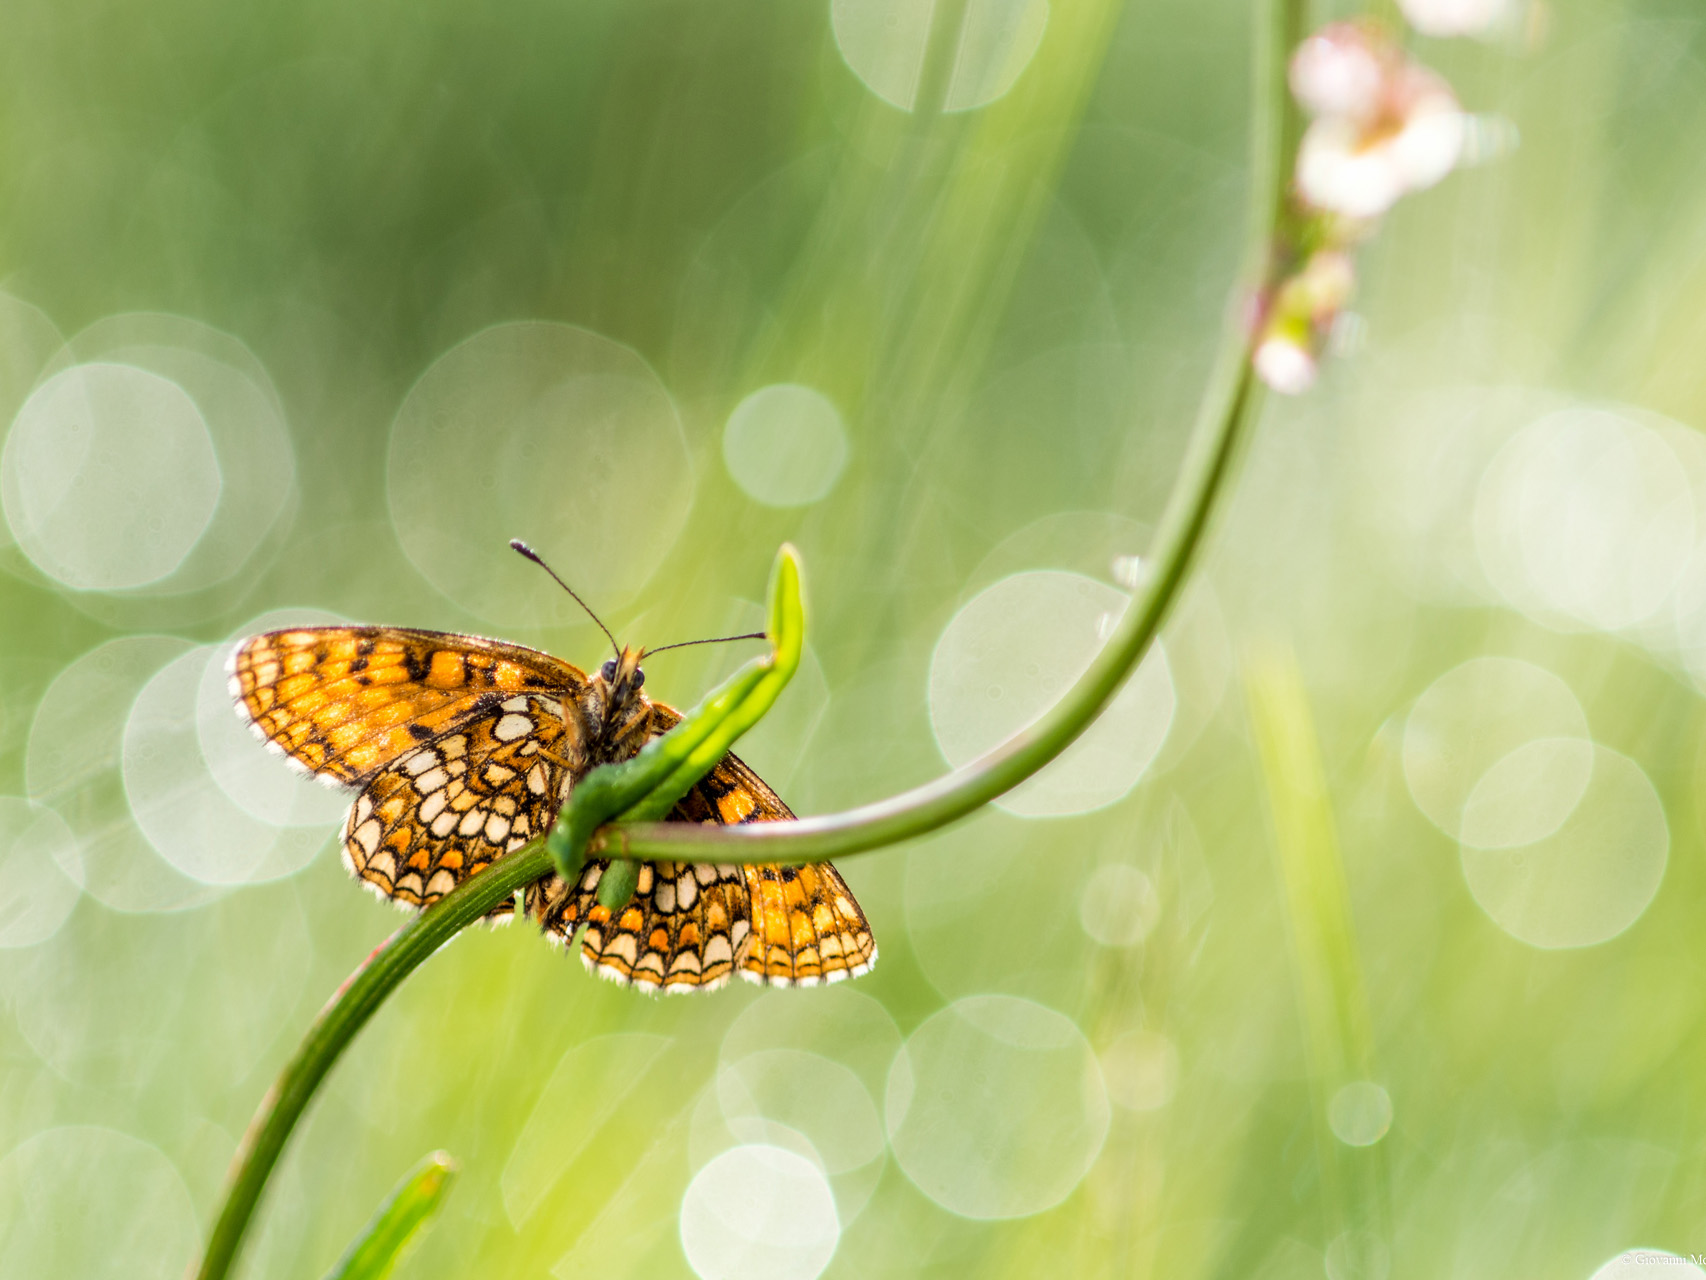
580,644,655,766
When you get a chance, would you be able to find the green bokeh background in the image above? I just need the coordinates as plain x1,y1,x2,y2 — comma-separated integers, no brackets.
2,0,1705,1276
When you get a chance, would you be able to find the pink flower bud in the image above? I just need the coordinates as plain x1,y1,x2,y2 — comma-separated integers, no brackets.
1290,22,1393,121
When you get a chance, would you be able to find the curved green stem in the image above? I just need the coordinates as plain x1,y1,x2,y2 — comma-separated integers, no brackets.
592,0,1302,866
196,4,1302,1275
196,837,550,1280
595,361,1257,866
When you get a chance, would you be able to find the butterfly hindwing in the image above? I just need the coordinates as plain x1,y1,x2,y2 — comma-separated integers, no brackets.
341,694,575,909
530,714,877,992
532,858,753,992
674,748,877,987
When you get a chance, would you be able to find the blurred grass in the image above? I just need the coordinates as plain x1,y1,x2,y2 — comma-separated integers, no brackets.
0,1,1705,1279
1246,647,1389,1278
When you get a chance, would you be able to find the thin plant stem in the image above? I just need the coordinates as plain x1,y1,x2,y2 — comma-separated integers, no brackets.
591,0,1304,867
594,359,1257,866
195,1,1303,1273
196,842,550,1280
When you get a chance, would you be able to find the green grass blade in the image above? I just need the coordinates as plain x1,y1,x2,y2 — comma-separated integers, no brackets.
325,1151,458,1280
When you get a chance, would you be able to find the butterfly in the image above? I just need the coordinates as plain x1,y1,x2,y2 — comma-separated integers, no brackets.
227,622,876,993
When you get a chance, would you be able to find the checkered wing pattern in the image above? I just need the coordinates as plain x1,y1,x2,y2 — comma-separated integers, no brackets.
531,709,877,992
530,857,753,991
229,627,586,911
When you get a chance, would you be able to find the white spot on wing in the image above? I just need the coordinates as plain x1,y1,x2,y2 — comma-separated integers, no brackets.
404,751,441,776
494,713,533,742
414,766,449,794
352,819,381,856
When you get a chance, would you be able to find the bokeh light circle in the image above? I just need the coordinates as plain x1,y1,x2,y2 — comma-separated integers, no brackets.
26,636,223,913
1590,1251,1706,1279
51,312,299,602
2,363,221,590
722,384,848,507
197,610,351,829
718,1049,884,1175
388,322,693,626
1402,657,1591,845
1461,745,1667,949
1475,407,1693,632
1099,1030,1179,1111
0,1126,198,1279
719,986,903,1098
886,994,1109,1219
830,0,1049,113
680,1144,840,1280
0,797,81,948
1328,1081,1393,1146
930,570,1175,817
1459,737,1594,850
1078,863,1159,947
123,647,331,886
704,988,898,1225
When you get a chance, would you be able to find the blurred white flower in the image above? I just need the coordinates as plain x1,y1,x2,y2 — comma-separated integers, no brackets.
1290,22,1392,121
1296,66,1464,217
1399,0,1509,38
1258,17,1482,394
1254,333,1318,395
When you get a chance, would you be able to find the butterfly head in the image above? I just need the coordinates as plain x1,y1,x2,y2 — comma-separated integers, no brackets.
594,644,652,751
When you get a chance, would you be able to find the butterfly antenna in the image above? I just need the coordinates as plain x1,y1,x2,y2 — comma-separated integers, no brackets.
642,632,768,659
509,539,620,655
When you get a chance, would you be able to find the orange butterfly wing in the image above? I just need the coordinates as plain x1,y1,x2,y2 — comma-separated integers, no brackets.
234,628,878,989
230,627,586,909
532,705,877,992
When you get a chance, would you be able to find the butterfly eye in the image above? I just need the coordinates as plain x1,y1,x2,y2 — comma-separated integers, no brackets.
600,659,618,681
632,668,644,690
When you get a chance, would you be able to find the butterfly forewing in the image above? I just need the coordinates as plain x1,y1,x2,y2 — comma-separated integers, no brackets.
672,748,877,986
232,624,877,991
229,627,587,784
743,862,876,987
231,627,586,907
